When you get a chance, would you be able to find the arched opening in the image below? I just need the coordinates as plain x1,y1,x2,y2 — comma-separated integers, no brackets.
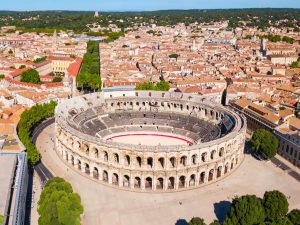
191,154,197,165
189,174,196,186
75,141,80,150
85,163,90,175
93,148,99,158
210,150,216,160
71,155,74,165
199,172,205,184
103,170,108,182
231,159,234,169
103,151,108,162
93,167,99,179
125,155,130,166
219,148,225,157
158,157,164,168
225,163,229,174
179,176,186,188
65,151,69,161
136,156,142,168
83,144,89,155
134,177,141,189
77,160,81,170
208,169,214,181
123,175,130,188
201,152,207,162
170,157,176,168
180,156,187,166
168,177,175,189
147,157,153,168
217,166,222,178
114,153,119,164
156,178,164,190
145,177,152,190
112,173,119,185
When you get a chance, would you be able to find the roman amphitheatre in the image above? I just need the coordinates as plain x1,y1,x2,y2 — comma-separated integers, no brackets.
55,91,246,191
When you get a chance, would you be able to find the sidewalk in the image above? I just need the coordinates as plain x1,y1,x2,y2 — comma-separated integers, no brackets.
272,154,300,182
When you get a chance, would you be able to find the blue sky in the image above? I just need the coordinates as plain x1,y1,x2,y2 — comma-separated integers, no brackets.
1,0,300,11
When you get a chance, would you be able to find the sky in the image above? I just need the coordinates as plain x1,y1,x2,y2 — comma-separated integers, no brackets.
1,0,300,11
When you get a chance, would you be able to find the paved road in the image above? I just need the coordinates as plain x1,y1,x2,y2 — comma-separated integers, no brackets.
270,157,300,182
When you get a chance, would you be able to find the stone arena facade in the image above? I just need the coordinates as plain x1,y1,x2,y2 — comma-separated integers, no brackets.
55,91,247,192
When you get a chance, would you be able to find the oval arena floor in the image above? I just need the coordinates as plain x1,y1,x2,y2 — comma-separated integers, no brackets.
104,132,193,146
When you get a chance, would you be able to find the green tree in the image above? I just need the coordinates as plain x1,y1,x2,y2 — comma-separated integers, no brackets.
290,61,299,68
0,74,5,79
20,69,42,84
251,129,279,159
209,221,221,225
223,195,265,225
287,209,300,225
169,53,180,59
38,177,83,225
263,190,289,222
19,65,26,69
189,217,206,225
265,217,293,225
33,56,47,64
0,215,3,224
8,49,13,54
136,81,170,91
52,77,63,82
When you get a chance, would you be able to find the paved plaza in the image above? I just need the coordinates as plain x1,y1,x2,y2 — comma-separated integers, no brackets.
37,124,300,225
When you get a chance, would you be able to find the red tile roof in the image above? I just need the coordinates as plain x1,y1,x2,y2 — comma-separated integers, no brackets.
67,58,82,77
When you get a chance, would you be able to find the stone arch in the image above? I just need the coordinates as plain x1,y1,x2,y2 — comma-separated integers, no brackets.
156,177,164,190
219,147,225,157
208,169,214,181
180,156,187,166
113,153,119,164
136,156,142,168
210,150,216,160
179,176,186,188
231,158,235,169
125,155,130,166
75,141,80,150
158,157,165,168
169,157,176,168
147,157,153,168
93,147,99,158
103,151,108,162
191,154,197,165
93,167,99,179
134,177,141,189
77,159,82,170
70,155,74,165
189,174,196,186
112,173,119,185
217,166,222,178
145,177,152,190
83,143,89,155
224,162,229,174
201,152,207,162
84,163,90,175
68,137,73,146
168,177,175,189
103,170,108,182
123,175,130,188
199,171,205,184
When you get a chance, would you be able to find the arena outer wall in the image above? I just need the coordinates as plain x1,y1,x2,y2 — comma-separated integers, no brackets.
55,91,247,192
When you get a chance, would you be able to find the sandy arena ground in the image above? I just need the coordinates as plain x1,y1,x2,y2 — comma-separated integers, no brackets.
37,124,300,225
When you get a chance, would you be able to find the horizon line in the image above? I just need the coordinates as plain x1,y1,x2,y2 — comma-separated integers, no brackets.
1,7,300,13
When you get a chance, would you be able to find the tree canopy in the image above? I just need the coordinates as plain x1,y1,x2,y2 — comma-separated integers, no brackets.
18,101,57,165
136,81,170,91
223,195,265,225
189,217,206,225
38,177,83,225
250,129,279,159
20,69,42,84
263,190,289,222
76,41,102,92
287,209,300,225
52,77,63,82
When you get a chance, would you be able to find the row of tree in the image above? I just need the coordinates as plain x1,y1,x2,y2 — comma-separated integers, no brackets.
259,34,294,44
76,41,102,92
136,81,170,91
187,190,300,225
17,101,57,165
38,177,83,225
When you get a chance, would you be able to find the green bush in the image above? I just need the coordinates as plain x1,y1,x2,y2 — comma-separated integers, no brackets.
20,69,42,84
18,101,57,165
38,177,83,225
